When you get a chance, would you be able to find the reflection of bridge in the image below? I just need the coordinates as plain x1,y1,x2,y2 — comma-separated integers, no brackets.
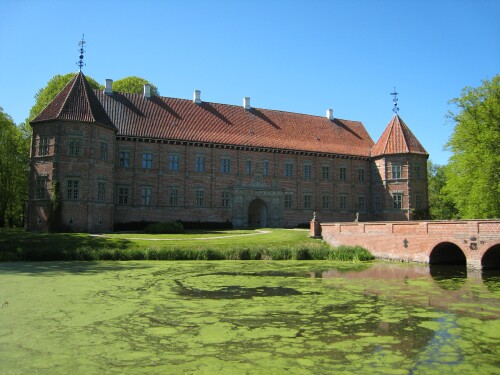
315,220,500,269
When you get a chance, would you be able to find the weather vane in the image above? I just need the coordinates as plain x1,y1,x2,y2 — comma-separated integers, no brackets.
390,87,399,114
77,34,86,71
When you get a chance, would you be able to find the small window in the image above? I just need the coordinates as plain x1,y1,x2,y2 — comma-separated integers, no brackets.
284,194,292,208
119,151,130,168
358,169,365,183
358,196,366,211
245,160,252,175
415,166,422,180
142,153,153,169
141,187,152,205
168,187,179,206
67,180,79,200
392,164,402,179
304,194,312,209
322,166,330,180
304,164,312,180
68,139,81,156
169,154,180,171
221,191,230,207
263,160,269,176
339,194,347,210
195,189,205,206
118,187,129,205
393,193,403,209
339,167,346,181
221,158,231,174
285,162,293,177
97,182,106,202
415,194,422,209
374,195,381,210
38,137,50,156
36,177,47,199
100,142,108,161
195,156,205,172
322,195,330,209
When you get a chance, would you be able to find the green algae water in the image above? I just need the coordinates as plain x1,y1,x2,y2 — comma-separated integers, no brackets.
0,261,499,374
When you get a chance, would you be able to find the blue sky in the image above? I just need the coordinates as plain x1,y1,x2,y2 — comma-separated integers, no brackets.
1,0,498,165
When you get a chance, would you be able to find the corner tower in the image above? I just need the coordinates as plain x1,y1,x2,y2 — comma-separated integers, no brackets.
27,72,117,232
371,115,429,220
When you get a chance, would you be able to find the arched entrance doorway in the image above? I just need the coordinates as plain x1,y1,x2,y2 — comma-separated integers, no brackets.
248,199,267,228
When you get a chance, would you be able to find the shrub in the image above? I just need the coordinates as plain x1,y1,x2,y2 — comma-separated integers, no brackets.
145,221,184,234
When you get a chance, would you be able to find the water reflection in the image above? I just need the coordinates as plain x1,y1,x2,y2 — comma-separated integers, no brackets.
429,264,467,291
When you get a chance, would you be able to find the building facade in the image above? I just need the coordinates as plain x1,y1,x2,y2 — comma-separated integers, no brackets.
27,72,429,232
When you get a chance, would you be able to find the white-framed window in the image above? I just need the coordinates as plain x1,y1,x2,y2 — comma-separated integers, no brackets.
195,156,205,172
141,187,152,205
68,139,81,156
304,164,312,180
169,154,180,171
38,137,50,156
100,142,108,161
304,194,312,209
322,166,330,180
285,162,293,177
221,191,230,207
36,177,47,199
284,193,292,208
97,182,106,202
168,187,179,206
263,160,269,176
220,158,231,174
339,167,346,181
393,193,403,209
119,151,130,168
142,153,153,169
118,187,129,205
195,189,205,206
392,164,402,179
67,180,79,200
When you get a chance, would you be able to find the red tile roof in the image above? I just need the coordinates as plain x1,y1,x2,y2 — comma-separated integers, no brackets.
371,115,428,157
31,72,115,130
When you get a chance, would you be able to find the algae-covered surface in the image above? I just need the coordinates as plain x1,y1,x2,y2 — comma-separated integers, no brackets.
0,261,499,374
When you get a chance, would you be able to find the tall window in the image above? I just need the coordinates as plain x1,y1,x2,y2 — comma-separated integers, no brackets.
263,160,269,176
339,194,347,210
358,196,366,211
322,166,330,180
284,194,292,208
67,180,79,200
246,160,252,175
68,139,81,156
195,156,205,172
97,182,106,202
339,167,346,181
142,153,153,169
118,187,129,205
220,158,231,174
285,162,293,177
221,191,230,207
415,166,422,180
415,194,422,209
119,151,130,168
358,169,365,183
322,195,330,209
100,142,108,161
195,189,205,206
169,154,180,171
304,164,312,180
392,164,402,179
304,194,312,209
141,187,152,205
393,193,403,209
374,195,381,210
38,137,49,156
36,177,47,199
168,187,179,206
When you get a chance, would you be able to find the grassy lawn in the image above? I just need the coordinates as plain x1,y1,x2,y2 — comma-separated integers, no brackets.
0,228,373,262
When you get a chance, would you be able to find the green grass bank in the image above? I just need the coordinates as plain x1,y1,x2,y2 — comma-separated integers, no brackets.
0,228,374,262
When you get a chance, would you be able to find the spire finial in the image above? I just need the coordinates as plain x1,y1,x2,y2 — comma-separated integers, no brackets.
77,34,86,71
390,87,399,114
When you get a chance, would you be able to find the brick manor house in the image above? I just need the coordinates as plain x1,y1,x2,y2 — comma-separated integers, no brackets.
27,72,429,232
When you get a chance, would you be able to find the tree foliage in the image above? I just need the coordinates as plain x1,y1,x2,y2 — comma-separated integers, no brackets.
112,76,159,96
427,161,457,219
444,75,500,219
0,107,30,226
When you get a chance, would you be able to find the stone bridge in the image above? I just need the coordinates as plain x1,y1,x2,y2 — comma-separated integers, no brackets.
313,220,500,269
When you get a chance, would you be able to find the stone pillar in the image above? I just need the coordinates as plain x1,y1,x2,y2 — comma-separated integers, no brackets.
309,212,322,239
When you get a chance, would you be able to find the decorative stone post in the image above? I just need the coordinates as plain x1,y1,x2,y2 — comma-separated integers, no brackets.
309,212,322,239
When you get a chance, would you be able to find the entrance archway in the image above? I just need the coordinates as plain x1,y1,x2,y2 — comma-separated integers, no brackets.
429,242,466,265
248,199,267,228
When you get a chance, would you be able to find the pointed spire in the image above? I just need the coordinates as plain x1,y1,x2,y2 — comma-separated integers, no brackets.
371,115,427,157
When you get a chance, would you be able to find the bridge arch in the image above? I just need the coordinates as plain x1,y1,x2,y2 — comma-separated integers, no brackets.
481,244,500,270
429,242,466,265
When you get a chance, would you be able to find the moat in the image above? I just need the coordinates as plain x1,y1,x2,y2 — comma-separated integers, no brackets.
1,261,498,374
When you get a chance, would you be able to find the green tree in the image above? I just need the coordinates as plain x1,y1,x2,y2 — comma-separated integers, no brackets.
112,76,159,96
444,75,500,218
0,107,30,226
427,161,457,219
